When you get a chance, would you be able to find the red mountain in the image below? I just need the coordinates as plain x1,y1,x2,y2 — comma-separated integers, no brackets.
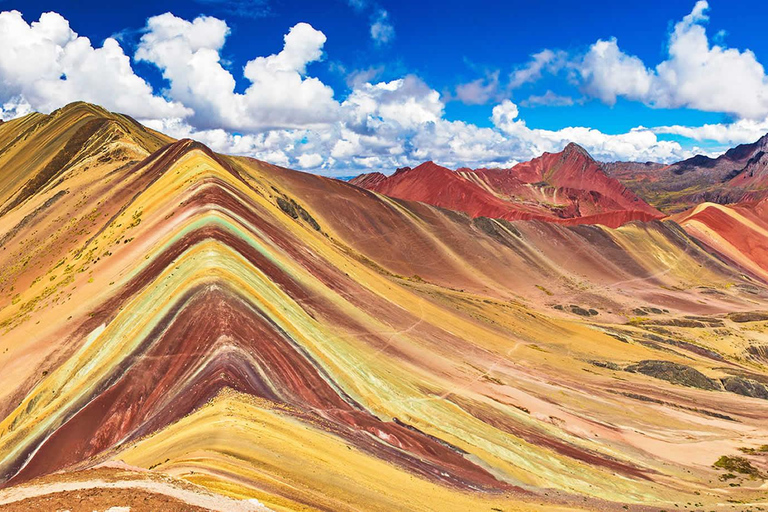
470,143,661,217
348,171,387,188
350,143,662,228
673,198,768,281
352,161,541,221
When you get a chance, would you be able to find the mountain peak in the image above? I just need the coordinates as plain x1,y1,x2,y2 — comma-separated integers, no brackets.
50,101,112,119
561,142,594,162
722,132,768,162
349,171,387,188
412,160,450,173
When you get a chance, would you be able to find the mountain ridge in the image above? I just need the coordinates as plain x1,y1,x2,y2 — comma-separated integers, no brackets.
351,143,663,228
602,132,768,212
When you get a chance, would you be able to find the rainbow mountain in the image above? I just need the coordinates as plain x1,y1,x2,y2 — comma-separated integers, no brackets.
1,102,768,511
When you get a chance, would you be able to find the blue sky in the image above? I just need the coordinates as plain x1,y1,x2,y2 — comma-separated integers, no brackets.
1,0,767,174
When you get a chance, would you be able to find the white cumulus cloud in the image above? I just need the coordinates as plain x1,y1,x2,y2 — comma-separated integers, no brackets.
136,15,339,131
453,71,501,105
370,10,395,46
492,100,688,162
579,38,653,105
509,49,568,89
578,1,768,119
0,10,188,118
343,75,443,130
653,118,768,145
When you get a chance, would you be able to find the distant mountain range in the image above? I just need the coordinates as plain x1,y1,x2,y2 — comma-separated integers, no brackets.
351,143,662,228
603,133,768,213
351,133,768,225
